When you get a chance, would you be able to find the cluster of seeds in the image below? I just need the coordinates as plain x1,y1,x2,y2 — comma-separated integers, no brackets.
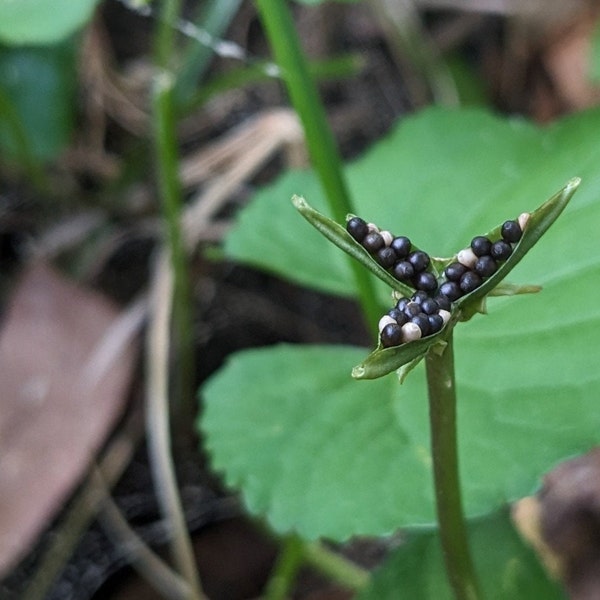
346,217,438,292
346,213,528,348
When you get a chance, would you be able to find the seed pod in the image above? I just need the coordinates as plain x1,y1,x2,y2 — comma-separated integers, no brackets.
393,261,414,281
414,271,438,292
501,220,522,243
378,315,397,332
379,230,394,247
391,236,411,258
457,247,478,269
376,246,397,268
439,281,462,302
470,236,492,257
408,251,430,273
367,222,380,233
401,322,422,342
459,270,482,293
381,322,403,347
444,262,468,282
474,255,497,278
490,240,512,261
362,232,385,253
346,217,369,242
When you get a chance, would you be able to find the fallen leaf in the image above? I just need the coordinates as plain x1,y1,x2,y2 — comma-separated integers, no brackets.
0,262,139,576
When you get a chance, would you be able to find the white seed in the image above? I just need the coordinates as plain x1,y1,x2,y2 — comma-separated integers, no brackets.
379,230,394,247
401,322,422,342
378,315,397,333
367,222,379,233
518,212,530,231
439,309,451,324
457,247,477,269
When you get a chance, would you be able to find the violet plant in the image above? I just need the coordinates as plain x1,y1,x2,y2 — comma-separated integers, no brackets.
200,1,600,598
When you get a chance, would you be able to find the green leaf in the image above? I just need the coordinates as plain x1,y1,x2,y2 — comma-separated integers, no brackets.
359,510,564,599
0,0,99,45
206,108,600,540
201,344,427,540
224,107,600,300
0,42,76,160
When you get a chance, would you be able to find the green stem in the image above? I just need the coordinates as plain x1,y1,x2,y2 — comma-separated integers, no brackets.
425,333,482,600
153,0,195,430
303,541,370,592
255,0,381,335
264,535,305,600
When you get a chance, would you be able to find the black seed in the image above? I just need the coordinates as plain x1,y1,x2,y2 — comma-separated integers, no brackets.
387,308,401,321
404,302,422,318
393,261,414,281
414,271,438,292
439,281,462,301
362,232,384,253
411,314,430,337
459,270,482,293
376,246,397,268
421,297,439,315
391,236,411,258
381,323,403,347
444,262,468,282
428,313,444,334
474,255,497,278
346,217,368,242
396,297,409,311
408,250,430,273
490,240,512,261
501,220,522,243
388,308,408,326
434,294,452,311
411,290,429,304
470,236,492,257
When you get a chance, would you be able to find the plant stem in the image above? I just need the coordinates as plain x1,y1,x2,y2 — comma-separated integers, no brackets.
256,0,381,335
153,0,195,431
425,333,482,600
147,255,205,600
303,541,370,592
264,535,305,600
264,535,370,599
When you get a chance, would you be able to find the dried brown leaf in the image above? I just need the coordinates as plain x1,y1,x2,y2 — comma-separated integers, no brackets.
0,262,139,576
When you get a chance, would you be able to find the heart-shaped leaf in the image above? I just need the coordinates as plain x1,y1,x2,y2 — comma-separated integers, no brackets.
204,107,600,541
358,510,564,599
201,339,600,540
